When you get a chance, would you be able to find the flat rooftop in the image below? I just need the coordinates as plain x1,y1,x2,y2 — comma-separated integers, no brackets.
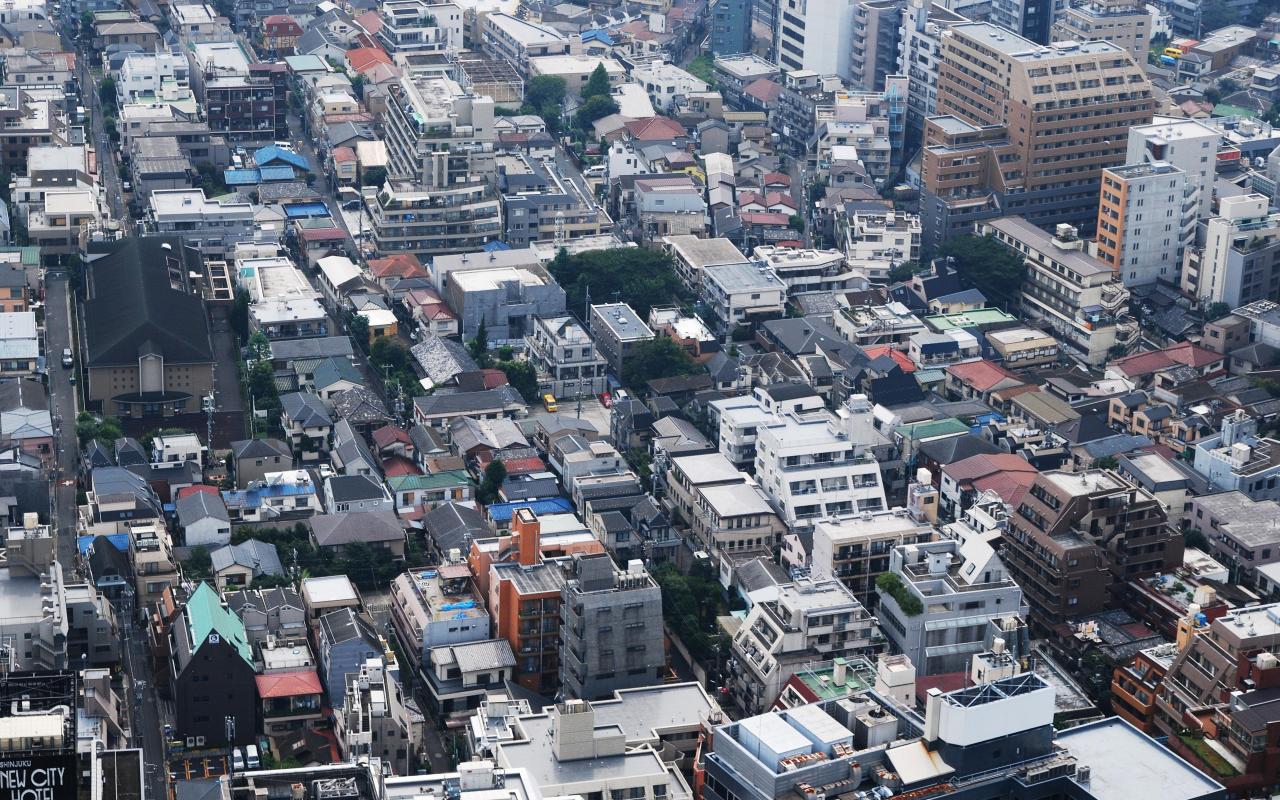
665,234,747,269
1042,470,1126,497
1056,717,1224,800
1194,491,1280,546
450,266,546,291
670,452,742,485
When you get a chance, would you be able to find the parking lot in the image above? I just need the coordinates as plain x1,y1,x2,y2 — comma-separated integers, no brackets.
521,395,614,439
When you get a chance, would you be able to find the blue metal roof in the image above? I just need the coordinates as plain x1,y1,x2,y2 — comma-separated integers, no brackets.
284,202,331,218
78,533,130,554
483,240,511,252
254,146,310,171
224,168,262,185
222,481,316,510
260,165,297,181
582,28,613,45
488,497,573,522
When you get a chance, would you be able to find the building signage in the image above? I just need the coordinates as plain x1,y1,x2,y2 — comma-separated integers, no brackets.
0,756,77,800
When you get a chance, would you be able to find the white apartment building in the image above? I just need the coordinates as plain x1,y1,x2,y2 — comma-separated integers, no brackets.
376,76,502,257
377,0,463,53
117,52,190,105
980,216,1138,365
170,2,233,42
1126,116,1219,219
1097,161,1194,288
335,655,421,775
701,262,787,331
629,61,709,112
751,246,866,294
777,0,858,79
481,13,568,74
148,188,257,256
842,208,921,283
898,0,969,132
754,405,889,530
709,385,825,469
809,499,936,605
525,315,608,400
729,577,880,714
1185,193,1280,308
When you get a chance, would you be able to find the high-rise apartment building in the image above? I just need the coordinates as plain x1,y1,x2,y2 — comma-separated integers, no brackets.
989,0,1064,43
1001,470,1181,631
710,0,753,55
1184,194,1280,307
1052,0,1150,61
559,554,665,701
897,0,969,134
1096,161,1195,287
920,23,1154,245
776,0,859,78
1125,116,1218,220
851,0,904,90
375,75,501,257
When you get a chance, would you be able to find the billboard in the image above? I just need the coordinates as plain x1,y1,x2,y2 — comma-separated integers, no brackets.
0,754,78,800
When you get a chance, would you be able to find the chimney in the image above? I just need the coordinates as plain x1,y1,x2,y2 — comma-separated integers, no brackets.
513,507,541,566
923,687,943,743
832,657,848,687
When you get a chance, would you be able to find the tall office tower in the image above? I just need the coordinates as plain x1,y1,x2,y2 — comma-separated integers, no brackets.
776,0,859,78
1097,162,1195,287
710,0,754,54
919,23,1154,246
898,0,969,135
850,0,905,89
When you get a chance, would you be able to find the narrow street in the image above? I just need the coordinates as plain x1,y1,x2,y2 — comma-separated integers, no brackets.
45,275,78,567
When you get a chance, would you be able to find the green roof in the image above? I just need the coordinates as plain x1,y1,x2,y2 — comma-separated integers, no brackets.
186,582,254,667
793,658,876,700
387,470,473,491
924,307,1017,331
1212,104,1258,119
898,417,970,442
0,247,39,267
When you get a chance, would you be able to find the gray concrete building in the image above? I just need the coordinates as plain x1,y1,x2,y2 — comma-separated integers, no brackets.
876,534,1026,676
590,303,654,376
560,553,665,701
444,262,567,341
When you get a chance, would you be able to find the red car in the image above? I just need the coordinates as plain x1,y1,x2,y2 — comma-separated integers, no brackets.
599,392,613,408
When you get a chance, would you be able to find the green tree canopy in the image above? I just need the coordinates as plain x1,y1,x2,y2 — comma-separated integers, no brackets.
498,359,540,403
527,75,567,110
468,319,490,367
76,412,123,447
935,234,1026,311
574,95,620,130
622,336,701,387
546,247,690,319
361,166,387,188
581,64,612,100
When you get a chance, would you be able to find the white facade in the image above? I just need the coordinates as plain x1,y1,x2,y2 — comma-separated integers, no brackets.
1100,161,1193,288
117,52,190,105
754,408,888,530
148,189,256,256
1125,116,1219,219
843,209,921,283
701,262,787,330
777,0,857,79
629,61,709,111
709,388,826,469
1192,194,1280,307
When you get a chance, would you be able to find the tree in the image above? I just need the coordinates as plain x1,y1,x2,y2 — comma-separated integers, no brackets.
581,64,612,100
935,234,1026,311
498,359,540,402
574,95,620,130
230,288,251,342
876,572,923,616
76,412,123,447
361,166,387,188
476,460,507,505
246,330,272,364
788,214,805,232
1205,85,1222,105
526,75,567,110
546,247,690,319
622,336,700,387
348,314,369,351
469,319,490,366
889,261,919,283
98,78,117,110
1206,302,1231,321
184,546,212,580
686,53,715,84
1186,529,1210,551
1201,0,1232,32
350,74,365,98
79,10,94,39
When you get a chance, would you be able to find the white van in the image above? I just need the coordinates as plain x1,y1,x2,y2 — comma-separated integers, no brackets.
231,748,245,772
245,744,260,769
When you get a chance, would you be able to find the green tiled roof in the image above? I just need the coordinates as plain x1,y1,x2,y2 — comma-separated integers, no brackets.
924,307,1017,331
186,582,254,667
387,470,473,492
899,417,970,441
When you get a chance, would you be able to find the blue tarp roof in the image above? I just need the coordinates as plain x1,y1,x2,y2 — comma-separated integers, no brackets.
78,533,130,554
254,146,310,171
483,240,511,252
582,28,613,45
487,497,573,522
284,202,331,218
260,165,297,181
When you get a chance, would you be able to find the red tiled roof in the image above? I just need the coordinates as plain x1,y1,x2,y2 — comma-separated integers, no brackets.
862,345,916,373
971,471,1036,506
332,146,356,163
1112,341,1223,377
255,670,322,698
741,211,791,225
373,424,412,448
300,228,349,242
354,9,383,35
478,368,507,390
346,47,391,74
743,78,782,103
490,455,545,475
763,171,791,186
177,484,220,498
404,288,443,306
944,359,1024,393
624,116,686,141
915,672,968,704
368,253,426,280
382,455,421,477
944,453,1038,483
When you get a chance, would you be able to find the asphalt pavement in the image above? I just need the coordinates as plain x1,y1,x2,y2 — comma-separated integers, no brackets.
45,276,78,567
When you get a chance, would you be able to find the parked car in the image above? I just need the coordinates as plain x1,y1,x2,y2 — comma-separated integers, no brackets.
61,348,73,368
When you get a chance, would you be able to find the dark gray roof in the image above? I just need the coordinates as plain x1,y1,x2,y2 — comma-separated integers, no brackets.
318,606,380,648
421,501,490,553
211,540,285,577
333,418,380,474
0,378,46,412
409,424,447,454
918,434,1001,466
310,510,403,546
281,391,333,427
312,357,364,391
330,386,390,425
83,237,213,367
761,382,818,402
230,438,291,461
413,387,524,418
225,586,302,614
326,474,386,503
270,336,354,362
411,334,478,386
176,491,230,525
